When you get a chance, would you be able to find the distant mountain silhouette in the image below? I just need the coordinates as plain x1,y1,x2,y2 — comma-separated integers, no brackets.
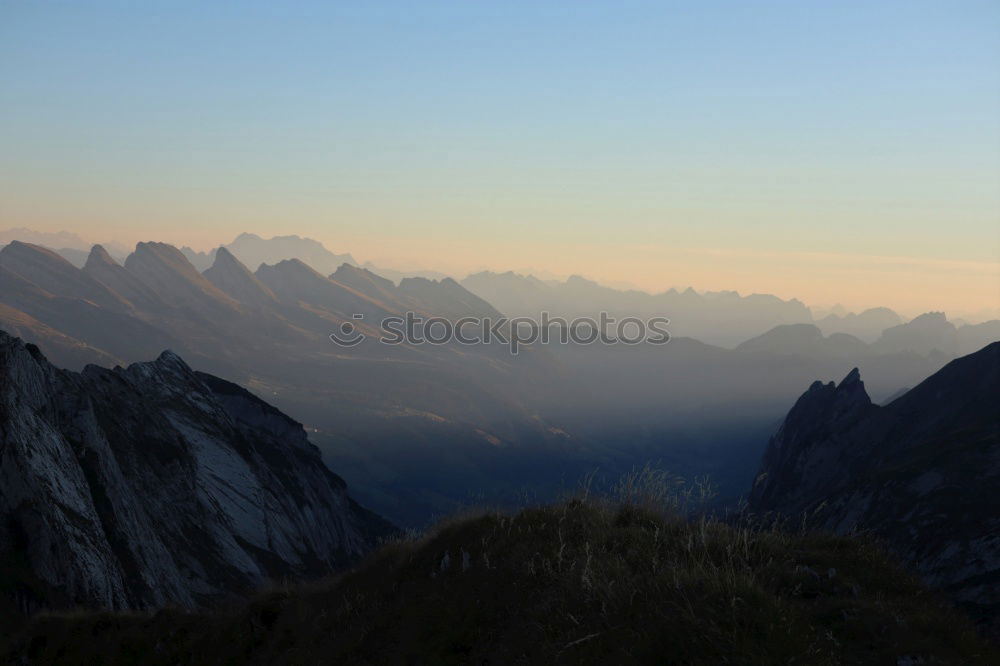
872,311,957,356
0,241,128,312
203,247,277,307
0,228,129,267
0,228,89,250
359,261,451,284
126,242,240,313
257,258,397,323
736,323,869,358
462,270,814,347
815,306,903,342
230,232,355,273
180,232,357,275
397,276,502,320
0,239,991,528
83,244,165,311
0,243,172,362
748,342,1000,634
957,319,1000,355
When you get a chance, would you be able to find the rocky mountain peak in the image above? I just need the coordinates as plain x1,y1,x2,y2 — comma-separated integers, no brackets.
211,245,240,267
747,344,1000,633
125,242,239,311
84,244,118,269
203,247,276,306
154,348,188,370
0,241,128,312
0,328,394,611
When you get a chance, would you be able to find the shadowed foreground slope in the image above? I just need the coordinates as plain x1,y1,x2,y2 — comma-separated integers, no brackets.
4,500,995,665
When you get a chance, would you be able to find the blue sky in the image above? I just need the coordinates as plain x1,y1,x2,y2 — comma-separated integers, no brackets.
1,1,998,312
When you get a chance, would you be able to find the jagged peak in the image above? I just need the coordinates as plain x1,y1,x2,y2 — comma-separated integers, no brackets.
155,349,190,370
832,366,872,407
208,246,248,272
85,244,118,268
839,367,862,387
119,348,196,385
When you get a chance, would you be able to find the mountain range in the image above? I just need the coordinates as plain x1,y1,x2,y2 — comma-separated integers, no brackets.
748,342,1000,637
0,232,995,529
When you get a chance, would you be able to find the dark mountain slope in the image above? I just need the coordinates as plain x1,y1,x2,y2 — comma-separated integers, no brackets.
330,264,503,320
749,342,1000,633
82,244,164,311
736,323,869,358
125,242,240,313
256,258,395,321
3,500,995,664
202,247,277,308
0,265,173,366
0,330,393,613
0,303,119,368
0,241,128,312
398,275,502,319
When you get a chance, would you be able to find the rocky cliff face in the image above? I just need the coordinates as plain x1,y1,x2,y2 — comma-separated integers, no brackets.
748,342,1000,634
0,330,393,612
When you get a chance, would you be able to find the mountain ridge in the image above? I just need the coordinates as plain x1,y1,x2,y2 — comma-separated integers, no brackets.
748,342,1000,634
0,329,394,612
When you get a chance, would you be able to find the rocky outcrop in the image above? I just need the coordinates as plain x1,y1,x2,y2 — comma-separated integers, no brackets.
0,330,394,612
749,342,1000,633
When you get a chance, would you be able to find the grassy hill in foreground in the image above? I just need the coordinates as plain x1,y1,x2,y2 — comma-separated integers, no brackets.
4,498,996,665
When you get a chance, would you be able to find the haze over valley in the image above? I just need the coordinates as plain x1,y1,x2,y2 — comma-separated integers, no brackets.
1,2,998,661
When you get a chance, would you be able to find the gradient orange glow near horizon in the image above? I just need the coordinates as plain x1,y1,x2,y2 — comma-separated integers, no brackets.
1,2,998,319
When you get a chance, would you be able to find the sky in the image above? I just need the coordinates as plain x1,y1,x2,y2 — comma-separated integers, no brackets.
1,1,998,316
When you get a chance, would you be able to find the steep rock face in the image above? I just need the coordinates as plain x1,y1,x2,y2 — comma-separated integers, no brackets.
83,245,164,311
256,258,394,321
0,242,128,312
124,242,239,313
0,330,393,612
202,247,277,308
329,264,399,303
749,342,1000,631
0,264,173,367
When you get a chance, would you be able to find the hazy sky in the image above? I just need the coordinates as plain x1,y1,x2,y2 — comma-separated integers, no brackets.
2,1,998,315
